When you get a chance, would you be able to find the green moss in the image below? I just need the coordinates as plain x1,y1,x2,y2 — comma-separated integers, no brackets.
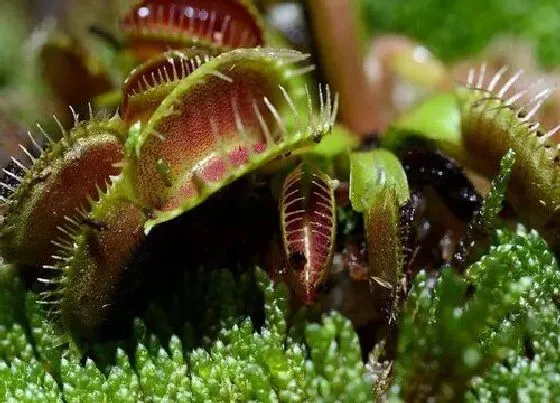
454,149,515,268
468,302,560,401
390,226,560,401
0,266,373,402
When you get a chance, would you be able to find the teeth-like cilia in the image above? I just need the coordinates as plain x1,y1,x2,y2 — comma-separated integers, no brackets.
1,0,337,341
121,0,265,61
457,64,560,250
43,188,148,340
0,113,126,268
121,48,213,126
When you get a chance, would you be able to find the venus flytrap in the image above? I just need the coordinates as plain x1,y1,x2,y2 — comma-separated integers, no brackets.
3,2,560,401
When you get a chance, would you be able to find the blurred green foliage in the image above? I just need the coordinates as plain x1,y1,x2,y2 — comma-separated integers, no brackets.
0,3,28,88
362,0,560,68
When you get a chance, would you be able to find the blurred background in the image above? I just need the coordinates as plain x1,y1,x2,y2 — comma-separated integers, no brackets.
2,0,560,164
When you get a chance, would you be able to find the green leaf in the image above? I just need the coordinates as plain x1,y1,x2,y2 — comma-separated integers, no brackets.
364,185,403,321
349,149,409,212
382,92,466,162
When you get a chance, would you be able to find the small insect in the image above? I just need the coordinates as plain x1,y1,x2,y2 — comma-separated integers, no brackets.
80,217,108,231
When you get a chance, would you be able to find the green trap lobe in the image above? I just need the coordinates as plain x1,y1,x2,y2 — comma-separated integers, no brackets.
0,123,125,267
456,85,560,250
60,198,147,340
131,49,314,228
40,34,114,112
121,48,212,126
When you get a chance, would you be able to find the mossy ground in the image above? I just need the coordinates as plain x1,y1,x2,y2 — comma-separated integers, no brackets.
0,265,373,402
